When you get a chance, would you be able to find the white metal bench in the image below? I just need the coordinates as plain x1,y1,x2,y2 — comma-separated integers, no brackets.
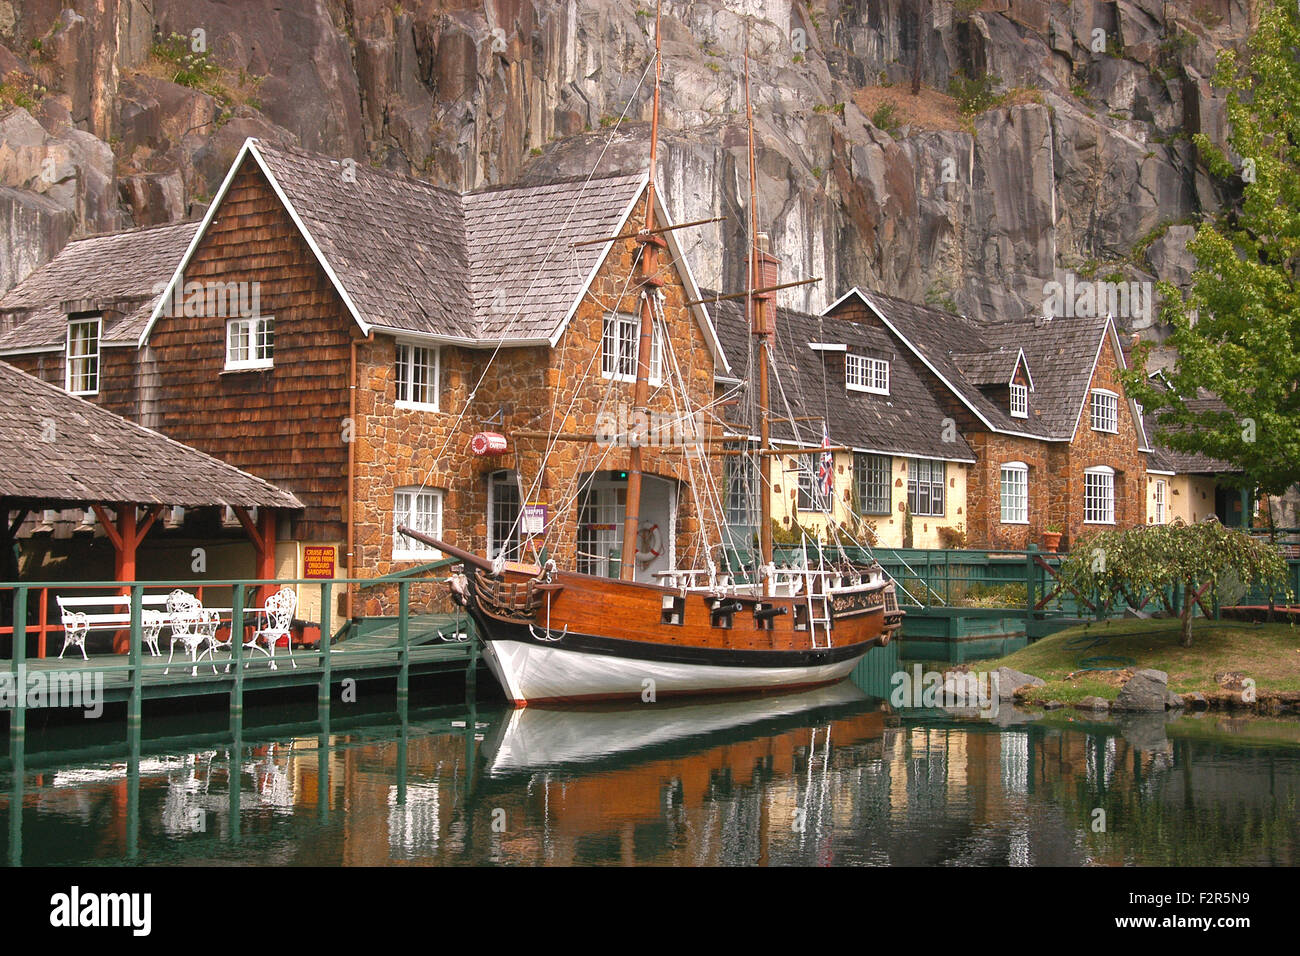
55,594,171,660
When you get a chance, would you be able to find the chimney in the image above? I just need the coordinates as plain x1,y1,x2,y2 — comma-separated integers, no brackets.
754,232,780,298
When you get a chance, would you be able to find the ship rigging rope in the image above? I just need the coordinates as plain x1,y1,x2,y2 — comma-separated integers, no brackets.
398,49,660,532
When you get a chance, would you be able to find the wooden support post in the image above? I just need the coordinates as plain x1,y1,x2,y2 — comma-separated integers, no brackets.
1025,545,1037,638
127,586,143,733
257,508,277,604
229,714,243,845
318,581,332,724
6,727,21,867
230,584,245,730
397,580,410,707
10,586,26,749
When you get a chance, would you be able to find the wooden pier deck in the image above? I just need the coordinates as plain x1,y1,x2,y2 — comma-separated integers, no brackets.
5,613,479,708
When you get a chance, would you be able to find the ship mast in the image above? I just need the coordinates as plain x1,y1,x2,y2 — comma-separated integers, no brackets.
618,0,664,581
745,33,776,580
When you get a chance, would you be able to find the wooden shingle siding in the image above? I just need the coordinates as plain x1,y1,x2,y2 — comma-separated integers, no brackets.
146,161,353,541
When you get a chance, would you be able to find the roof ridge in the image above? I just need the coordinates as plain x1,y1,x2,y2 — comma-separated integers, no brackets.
465,169,645,196
60,218,200,245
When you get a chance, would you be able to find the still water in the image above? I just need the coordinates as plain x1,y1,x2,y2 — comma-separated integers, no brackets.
3,654,1299,866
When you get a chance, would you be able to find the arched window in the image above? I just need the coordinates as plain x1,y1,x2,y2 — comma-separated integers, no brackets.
1084,466,1115,524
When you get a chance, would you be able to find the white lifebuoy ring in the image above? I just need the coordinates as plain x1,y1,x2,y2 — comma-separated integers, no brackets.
635,522,663,567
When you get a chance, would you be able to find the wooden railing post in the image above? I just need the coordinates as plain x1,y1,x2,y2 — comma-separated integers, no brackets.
397,580,410,708
128,585,143,732
1025,545,1038,638
230,583,245,730
318,581,333,724
10,586,26,745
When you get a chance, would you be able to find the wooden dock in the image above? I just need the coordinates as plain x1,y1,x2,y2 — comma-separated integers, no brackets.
5,612,478,707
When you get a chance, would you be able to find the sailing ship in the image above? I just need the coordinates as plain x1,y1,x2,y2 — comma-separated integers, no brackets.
398,6,902,704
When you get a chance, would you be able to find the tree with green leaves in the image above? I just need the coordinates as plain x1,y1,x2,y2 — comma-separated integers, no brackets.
1057,519,1290,647
1125,0,1300,498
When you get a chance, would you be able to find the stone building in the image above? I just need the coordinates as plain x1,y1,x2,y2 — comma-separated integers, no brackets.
0,138,730,624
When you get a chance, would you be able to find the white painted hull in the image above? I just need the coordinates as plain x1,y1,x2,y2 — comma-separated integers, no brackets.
479,637,868,705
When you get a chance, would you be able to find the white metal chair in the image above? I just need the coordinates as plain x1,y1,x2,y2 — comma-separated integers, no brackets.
58,609,89,661
243,587,297,670
165,589,219,676
141,608,165,658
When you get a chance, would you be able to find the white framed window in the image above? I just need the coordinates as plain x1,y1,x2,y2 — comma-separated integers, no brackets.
1153,479,1167,524
602,312,663,384
1000,462,1028,524
66,316,100,395
1090,389,1118,433
488,471,521,561
225,315,274,370
1084,466,1115,524
855,453,892,515
907,458,946,517
846,353,889,394
395,342,441,409
725,451,760,528
393,487,443,560
1010,383,1028,418
796,454,832,512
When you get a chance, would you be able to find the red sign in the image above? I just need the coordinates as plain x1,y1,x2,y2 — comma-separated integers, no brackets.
472,432,508,455
303,545,336,579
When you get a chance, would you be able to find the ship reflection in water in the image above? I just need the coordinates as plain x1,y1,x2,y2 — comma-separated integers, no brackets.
3,676,1300,866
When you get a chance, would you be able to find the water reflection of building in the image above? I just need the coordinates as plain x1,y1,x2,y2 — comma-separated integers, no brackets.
6,700,1299,866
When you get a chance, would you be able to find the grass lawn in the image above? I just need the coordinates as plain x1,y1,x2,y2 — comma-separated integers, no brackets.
979,617,1300,705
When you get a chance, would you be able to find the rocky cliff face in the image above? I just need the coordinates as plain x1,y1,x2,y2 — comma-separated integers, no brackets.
0,0,1254,346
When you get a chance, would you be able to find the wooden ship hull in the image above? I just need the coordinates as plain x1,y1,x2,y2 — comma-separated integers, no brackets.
460,558,902,705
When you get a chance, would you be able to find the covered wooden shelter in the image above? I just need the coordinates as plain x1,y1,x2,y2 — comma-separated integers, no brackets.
0,361,303,648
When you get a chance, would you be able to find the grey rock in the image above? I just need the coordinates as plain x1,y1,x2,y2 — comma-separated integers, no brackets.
996,666,1045,700
1042,700,1065,710
1114,668,1171,712
1166,688,1186,709
1076,696,1111,711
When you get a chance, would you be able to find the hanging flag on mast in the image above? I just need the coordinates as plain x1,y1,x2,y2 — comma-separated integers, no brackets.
818,427,834,507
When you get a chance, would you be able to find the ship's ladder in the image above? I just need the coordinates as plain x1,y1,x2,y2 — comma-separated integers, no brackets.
802,537,833,649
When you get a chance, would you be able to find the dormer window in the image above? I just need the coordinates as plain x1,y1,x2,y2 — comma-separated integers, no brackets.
1010,383,1028,418
66,316,101,396
846,353,888,395
1090,389,1118,433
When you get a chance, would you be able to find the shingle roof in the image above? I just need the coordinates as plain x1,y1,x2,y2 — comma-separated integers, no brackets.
2,141,656,352
1143,379,1239,474
252,142,645,342
465,175,646,340
710,294,975,462
0,221,199,351
950,349,1020,386
844,288,1114,441
0,361,303,509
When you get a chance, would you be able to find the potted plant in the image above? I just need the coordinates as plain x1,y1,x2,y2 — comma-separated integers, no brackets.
1042,523,1063,553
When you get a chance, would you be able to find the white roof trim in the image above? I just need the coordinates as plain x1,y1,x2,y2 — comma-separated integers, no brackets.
0,344,61,356
1147,469,1176,476
809,342,847,352
138,138,371,347
1067,316,1153,451
833,287,1053,442
1010,348,1035,391
545,180,730,374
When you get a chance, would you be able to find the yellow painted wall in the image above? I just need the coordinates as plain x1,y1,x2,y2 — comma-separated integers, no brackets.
1167,475,1218,524
766,450,968,550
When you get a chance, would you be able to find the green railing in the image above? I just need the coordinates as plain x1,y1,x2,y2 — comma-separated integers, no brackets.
0,573,478,733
